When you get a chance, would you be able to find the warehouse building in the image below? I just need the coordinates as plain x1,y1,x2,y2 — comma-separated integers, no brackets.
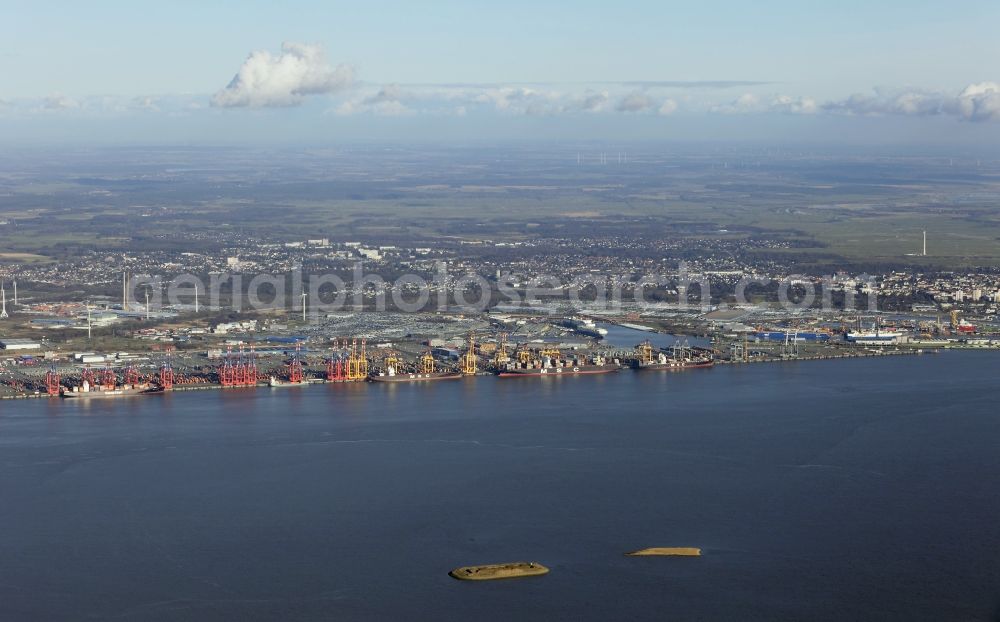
0,338,42,351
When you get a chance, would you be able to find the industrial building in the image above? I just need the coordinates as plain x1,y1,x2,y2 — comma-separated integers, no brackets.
0,338,42,351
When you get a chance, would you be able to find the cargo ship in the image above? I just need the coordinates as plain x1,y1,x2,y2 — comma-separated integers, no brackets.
753,331,830,342
498,353,619,377
845,321,903,344
369,369,462,382
269,342,308,387
949,310,977,334
61,380,163,399
845,330,903,343
635,356,715,371
956,319,977,334
844,319,905,344
268,375,307,388
61,364,164,399
633,341,714,371
369,352,463,382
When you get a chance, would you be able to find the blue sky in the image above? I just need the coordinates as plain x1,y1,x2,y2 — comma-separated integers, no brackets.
2,0,999,146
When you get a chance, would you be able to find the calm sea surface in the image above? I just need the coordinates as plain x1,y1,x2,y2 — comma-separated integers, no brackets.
1,349,998,620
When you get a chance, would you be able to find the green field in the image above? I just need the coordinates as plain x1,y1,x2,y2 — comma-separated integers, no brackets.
2,146,999,269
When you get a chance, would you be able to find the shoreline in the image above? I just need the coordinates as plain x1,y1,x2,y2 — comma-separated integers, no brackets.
1,347,925,400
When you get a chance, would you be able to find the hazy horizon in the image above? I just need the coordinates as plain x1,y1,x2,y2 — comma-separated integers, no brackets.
2,1,1000,148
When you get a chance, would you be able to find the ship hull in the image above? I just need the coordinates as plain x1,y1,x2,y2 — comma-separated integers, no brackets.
61,386,163,399
498,365,618,377
846,332,902,342
635,360,714,371
368,371,463,382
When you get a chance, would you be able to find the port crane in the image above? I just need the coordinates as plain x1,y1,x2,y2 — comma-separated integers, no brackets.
636,340,655,365
539,347,561,361
80,365,97,390
159,355,174,390
286,341,305,383
493,333,511,367
461,333,478,375
419,351,436,374
99,364,116,390
45,365,61,396
124,362,140,386
326,339,346,381
345,339,368,380
382,353,402,374
219,345,236,386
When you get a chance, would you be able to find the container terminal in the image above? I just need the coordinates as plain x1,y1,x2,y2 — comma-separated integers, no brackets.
0,306,968,400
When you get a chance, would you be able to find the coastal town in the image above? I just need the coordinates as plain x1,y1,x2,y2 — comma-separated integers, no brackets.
2,235,997,399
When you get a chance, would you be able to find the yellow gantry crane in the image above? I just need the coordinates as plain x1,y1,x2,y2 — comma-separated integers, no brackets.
517,349,534,365
383,353,401,373
346,339,359,379
461,332,478,375
539,347,561,360
419,351,435,374
636,340,655,365
493,332,511,366
346,338,369,380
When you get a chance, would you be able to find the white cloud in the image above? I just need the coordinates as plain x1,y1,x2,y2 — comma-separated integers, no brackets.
212,42,354,108
956,82,1000,122
711,92,760,114
821,90,941,116
131,96,160,112
769,94,817,115
570,90,611,113
470,87,613,115
11,72,1000,127
473,87,563,115
336,84,414,116
616,90,656,113
820,83,1000,122
658,98,678,115
42,94,80,111
332,85,656,117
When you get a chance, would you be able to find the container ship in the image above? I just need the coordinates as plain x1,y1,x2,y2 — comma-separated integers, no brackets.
633,341,714,371
268,376,308,387
634,351,715,370
369,352,463,382
845,320,903,344
753,331,830,342
269,343,308,386
61,379,163,399
61,364,164,399
60,385,163,399
949,310,977,334
369,370,463,382
844,330,903,343
844,318,906,344
498,353,619,377
955,319,977,334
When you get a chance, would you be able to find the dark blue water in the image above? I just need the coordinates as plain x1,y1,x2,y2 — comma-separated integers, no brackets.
2,352,999,621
